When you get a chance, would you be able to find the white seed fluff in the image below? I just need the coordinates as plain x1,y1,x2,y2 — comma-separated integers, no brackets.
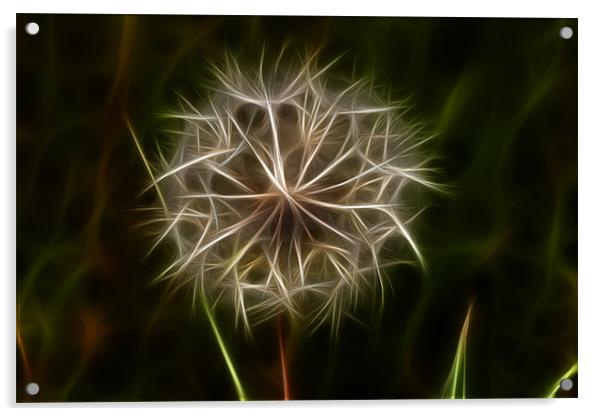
133,51,439,335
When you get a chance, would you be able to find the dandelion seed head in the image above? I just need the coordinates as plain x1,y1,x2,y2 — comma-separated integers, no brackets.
137,50,439,335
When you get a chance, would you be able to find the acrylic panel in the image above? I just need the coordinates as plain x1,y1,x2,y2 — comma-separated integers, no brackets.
16,14,577,401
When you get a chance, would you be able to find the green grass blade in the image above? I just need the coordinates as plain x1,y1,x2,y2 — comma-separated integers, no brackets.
442,302,473,399
545,362,578,398
201,295,248,401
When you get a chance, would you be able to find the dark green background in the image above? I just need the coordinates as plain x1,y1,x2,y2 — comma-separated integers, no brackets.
17,15,577,401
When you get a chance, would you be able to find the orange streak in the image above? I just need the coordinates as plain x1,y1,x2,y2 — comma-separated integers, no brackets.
16,325,32,381
278,317,290,400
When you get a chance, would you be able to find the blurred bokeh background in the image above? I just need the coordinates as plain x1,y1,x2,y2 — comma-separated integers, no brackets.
16,15,577,401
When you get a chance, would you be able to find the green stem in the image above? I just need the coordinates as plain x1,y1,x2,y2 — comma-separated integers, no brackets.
201,295,247,401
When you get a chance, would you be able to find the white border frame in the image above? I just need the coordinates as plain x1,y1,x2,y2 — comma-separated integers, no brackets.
3,1,600,415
